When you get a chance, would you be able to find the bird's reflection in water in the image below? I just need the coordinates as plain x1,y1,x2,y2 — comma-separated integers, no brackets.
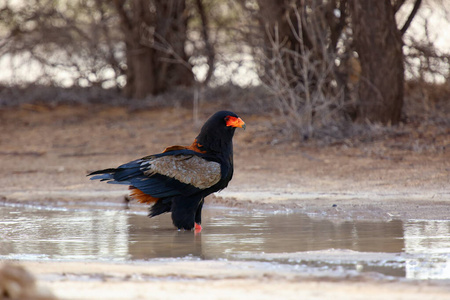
127,213,204,260
126,209,405,261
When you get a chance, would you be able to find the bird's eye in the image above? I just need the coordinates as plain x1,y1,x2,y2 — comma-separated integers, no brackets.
224,116,230,122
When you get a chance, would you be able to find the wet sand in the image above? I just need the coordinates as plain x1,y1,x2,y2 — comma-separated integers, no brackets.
0,105,449,299
12,260,450,300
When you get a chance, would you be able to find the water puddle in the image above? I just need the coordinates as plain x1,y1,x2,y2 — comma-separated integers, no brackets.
1,205,449,280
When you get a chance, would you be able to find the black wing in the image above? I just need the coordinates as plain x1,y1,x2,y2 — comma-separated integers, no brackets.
88,150,221,198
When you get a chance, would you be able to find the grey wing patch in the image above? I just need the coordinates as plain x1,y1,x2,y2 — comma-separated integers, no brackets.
141,155,221,189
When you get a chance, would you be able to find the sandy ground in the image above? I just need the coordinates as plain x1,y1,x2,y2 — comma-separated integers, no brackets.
4,261,450,300
0,104,449,299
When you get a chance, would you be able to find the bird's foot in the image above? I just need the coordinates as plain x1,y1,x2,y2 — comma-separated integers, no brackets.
194,222,202,233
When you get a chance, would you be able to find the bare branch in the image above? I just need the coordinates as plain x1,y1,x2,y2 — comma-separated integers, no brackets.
194,0,215,85
400,0,422,35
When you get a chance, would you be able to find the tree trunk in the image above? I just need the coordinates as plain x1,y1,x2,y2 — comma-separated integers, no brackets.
154,0,194,90
349,0,404,124
115,0,193,99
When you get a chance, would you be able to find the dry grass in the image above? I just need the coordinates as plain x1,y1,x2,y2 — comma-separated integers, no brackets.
0,79,448,155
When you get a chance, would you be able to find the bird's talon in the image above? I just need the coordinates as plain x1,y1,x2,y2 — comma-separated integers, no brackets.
194,223,202,233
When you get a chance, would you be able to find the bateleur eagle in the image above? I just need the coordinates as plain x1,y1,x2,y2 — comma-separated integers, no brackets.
88,111,245,231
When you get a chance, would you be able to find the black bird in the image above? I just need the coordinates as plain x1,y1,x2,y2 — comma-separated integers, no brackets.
88,111,245,231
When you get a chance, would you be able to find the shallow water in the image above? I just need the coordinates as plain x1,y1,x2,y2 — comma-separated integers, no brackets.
1,205,449,280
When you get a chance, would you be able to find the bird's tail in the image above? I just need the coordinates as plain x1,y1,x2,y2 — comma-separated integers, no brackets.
87,167,134,185
87,160,143,185
87,168,117,181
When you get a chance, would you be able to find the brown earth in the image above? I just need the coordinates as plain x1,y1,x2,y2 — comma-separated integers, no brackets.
0,104,449,299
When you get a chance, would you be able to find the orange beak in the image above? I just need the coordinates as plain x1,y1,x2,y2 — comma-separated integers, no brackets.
226,116,246,130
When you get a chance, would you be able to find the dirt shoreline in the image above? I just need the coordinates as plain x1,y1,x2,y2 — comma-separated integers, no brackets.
2,260,447,300
1,105,449,299
1,189,450,221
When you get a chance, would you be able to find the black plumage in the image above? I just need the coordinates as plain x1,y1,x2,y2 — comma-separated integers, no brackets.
88,111,245,231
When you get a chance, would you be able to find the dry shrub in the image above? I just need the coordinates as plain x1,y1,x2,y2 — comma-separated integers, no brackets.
249,2,353,141
261,32,348,141
404,80,450,124
0,0,123,88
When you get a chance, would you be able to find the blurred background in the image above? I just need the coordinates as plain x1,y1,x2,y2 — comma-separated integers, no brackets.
0,0,448,144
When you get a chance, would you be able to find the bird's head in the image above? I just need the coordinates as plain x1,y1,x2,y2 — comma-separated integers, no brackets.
202,110,245,132
196,111,245,153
